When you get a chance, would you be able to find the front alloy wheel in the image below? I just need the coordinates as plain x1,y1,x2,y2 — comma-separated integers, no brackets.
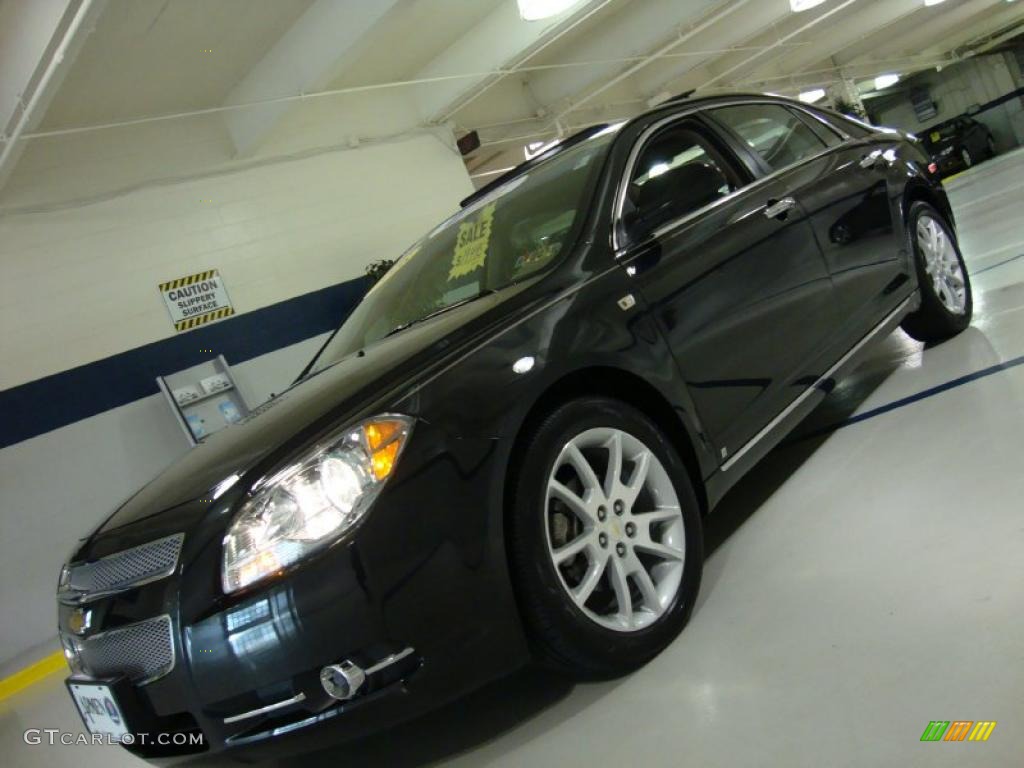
509,396,703,679
545,427,685,632
916,213,967,315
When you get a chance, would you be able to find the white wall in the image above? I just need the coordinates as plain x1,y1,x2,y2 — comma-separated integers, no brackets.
1,107,472,390
0,91,474,667
871,52,1024,152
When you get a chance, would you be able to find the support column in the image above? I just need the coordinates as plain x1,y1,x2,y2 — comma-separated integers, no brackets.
827,77,868,119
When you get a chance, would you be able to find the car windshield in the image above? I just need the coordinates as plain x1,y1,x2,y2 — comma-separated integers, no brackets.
305,132,615,375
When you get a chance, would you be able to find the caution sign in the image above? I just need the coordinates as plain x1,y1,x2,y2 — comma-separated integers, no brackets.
159,269,235,332
449,203,495,280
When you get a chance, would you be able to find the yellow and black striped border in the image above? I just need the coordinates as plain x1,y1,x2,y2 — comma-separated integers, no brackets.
159,269,218,293
174,306,235,332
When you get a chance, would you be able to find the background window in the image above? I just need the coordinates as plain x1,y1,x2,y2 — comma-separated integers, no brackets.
624,125,739,243
711,103,828,171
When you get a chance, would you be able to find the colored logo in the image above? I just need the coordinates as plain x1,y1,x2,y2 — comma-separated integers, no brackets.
67,608,92,636
921,721,996,742
104,697,121,724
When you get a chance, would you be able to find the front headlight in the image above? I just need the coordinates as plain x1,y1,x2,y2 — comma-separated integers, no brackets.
222,414,413,593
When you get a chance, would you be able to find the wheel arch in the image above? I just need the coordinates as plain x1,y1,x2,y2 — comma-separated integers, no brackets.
902,178,955,232
503,365,709,524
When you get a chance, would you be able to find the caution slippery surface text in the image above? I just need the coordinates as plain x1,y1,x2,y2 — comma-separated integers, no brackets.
159,269,235,332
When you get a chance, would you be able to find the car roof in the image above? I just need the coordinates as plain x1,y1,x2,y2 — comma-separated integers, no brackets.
459,92,807,209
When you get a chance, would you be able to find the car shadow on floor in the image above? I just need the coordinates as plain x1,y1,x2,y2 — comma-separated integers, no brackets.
259,346,906,768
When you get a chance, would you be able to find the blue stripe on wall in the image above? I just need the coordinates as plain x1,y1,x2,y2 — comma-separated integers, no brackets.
0,276,370,450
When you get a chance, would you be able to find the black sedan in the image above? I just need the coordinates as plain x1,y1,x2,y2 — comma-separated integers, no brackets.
922,114,996,176
57,94,971,760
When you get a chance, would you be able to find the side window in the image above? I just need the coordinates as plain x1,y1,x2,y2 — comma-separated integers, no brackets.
710,103,828,171
793,108,843,147
623,122,741,243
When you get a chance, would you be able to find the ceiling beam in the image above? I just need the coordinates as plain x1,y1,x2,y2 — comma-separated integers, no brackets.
0,0,105,193
837,0,1016,65
744,0,932,87
222,0,401,156
412,0,615,127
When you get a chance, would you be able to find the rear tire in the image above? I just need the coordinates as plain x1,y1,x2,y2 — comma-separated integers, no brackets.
986,135,996,159
900,201,972,343
508,396,703,679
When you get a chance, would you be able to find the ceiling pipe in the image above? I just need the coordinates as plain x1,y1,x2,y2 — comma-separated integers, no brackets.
16,45,807,142
0,0,96,186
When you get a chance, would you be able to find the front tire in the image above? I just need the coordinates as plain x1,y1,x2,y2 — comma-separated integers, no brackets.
900,201,972,342
508,396,703,679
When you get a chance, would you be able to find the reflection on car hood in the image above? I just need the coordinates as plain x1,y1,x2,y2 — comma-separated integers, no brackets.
94,284,528,535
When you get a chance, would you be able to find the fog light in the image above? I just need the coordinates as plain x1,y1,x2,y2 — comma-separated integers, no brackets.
320,661,365,701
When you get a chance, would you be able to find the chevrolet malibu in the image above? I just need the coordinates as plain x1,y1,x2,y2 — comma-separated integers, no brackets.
57,94,971,759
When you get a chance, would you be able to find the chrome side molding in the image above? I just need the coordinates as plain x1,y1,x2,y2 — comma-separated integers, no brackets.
223,693,307,725
721,295,913,472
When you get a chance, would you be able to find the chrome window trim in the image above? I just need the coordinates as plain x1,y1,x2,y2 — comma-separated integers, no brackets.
612,98,857,254
787,102,851,143
58,533,185,605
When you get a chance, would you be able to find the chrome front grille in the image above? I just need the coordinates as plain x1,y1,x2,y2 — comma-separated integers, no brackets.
66,533,184,600
78,615,175,685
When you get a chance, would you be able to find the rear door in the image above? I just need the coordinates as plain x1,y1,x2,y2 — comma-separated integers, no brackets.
705,102,905,351
616,114,838,462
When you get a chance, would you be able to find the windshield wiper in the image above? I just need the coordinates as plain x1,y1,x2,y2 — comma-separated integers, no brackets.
384,288,499,338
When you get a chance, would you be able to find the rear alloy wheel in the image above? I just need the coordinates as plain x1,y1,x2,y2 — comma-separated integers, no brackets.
901,202,972,342
509,396,703,678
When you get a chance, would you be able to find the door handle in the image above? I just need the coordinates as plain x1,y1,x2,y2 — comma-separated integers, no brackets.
860,148,897,169
763,197,796,219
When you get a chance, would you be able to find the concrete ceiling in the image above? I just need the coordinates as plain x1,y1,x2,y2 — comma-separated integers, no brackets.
9,0,1024,176
38,0,315,131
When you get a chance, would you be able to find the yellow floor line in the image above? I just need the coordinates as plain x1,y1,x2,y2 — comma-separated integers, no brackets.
0,650,65,702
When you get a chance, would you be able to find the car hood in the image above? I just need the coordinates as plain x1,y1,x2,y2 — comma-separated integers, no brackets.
91,284,530,537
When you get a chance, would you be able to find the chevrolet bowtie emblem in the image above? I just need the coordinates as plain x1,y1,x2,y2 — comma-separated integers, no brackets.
68,608,92,636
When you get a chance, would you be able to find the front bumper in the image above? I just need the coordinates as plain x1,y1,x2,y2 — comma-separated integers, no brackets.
58,427,530,759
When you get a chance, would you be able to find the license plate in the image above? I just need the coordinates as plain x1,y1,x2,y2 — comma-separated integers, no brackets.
67,680,130,738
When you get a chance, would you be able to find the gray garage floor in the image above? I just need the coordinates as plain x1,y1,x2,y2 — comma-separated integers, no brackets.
4,150,1024,768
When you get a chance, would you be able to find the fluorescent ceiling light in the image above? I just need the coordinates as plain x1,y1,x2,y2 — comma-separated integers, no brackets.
517,0,580,21
798,88,826,103
924,0,946,5
875,73,900,90
647,162,670,178
790,0,826,11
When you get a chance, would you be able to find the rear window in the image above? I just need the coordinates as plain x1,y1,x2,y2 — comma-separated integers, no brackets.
708,103,827,171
